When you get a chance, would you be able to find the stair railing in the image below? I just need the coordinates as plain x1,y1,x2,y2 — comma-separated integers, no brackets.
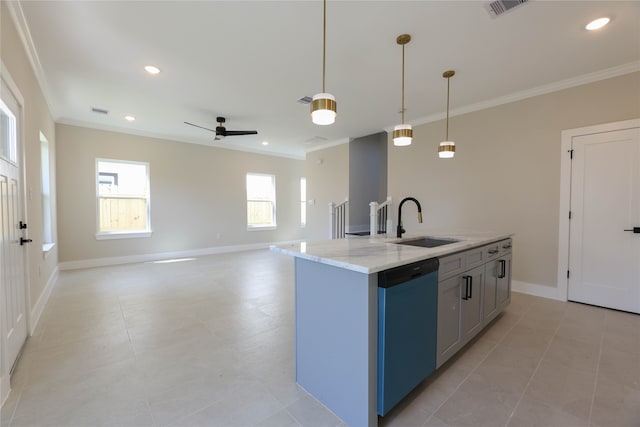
369,196,392,236
329,198,349,239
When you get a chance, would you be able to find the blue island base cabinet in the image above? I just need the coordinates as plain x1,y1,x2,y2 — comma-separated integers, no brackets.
278,233,513,427
295,258,378,427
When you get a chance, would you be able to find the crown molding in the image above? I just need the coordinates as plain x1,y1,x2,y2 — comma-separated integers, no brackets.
5,1,58,119
384,61,640,132
305,137,352,154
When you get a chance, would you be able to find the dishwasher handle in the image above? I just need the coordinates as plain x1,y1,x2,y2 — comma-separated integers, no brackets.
378,258,439,288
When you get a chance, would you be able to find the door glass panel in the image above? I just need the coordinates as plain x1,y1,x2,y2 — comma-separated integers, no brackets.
0,99,17,163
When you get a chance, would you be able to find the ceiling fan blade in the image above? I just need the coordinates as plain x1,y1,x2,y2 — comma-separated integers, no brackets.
224,130,258,136
184,121,216,133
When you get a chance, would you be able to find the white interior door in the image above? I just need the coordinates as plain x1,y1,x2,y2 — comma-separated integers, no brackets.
568,127,640,313
1,77,28,375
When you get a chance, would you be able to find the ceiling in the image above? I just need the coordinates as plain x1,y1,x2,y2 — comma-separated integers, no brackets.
11,1,640,159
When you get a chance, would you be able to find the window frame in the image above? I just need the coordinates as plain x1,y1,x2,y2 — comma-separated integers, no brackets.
95,158,152,240
300,177,307,228
40,132,55,254
246,172,277,231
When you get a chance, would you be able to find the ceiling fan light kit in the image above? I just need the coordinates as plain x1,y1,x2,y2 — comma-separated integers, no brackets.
392,34,412,147
311,0,336,126
438,70,456,159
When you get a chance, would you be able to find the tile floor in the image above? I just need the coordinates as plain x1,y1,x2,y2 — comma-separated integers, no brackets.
1,249,639,427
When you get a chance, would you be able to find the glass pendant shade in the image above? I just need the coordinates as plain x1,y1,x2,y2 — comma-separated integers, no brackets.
438,141,456,158
393,124,413,146
311,93,337,125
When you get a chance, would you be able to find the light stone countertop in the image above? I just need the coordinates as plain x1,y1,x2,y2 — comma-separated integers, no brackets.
271,231,512,274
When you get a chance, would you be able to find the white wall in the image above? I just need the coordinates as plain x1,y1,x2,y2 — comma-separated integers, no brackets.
1,1,58,325
304,144,349,241
388,72,640,291
56,124,305,265
1,1,59,401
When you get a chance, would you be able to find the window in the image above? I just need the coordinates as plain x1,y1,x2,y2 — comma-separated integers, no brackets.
246,173,276,229
96,159,151,239
300,177,306,227
41,133,54,252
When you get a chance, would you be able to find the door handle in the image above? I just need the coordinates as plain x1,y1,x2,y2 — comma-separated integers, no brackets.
623,227,640,233
498,259,506,278
462,275,472,300
20,237,33,246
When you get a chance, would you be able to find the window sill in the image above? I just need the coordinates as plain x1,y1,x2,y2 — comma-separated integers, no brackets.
42,243,55,260
96,231,152,240
247,226,277,231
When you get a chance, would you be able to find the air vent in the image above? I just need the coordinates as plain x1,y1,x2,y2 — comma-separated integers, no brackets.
486,0,528,17
91,107,109,115
297,96,313,104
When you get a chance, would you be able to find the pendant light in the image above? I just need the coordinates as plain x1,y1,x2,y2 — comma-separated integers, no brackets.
311,0,336,125
438,70,456,158
392,34,412,146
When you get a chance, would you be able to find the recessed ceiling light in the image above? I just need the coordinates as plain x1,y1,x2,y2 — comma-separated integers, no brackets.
261,141,269,146
144,65,161,75
124,115,136,122
586,17,610,31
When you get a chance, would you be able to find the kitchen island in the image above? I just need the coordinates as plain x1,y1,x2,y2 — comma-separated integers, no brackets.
271,232,512,427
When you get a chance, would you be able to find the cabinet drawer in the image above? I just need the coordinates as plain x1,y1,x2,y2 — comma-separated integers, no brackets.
465,246,486,269
438,253,465,280
484,242,501,260
499,238,513,254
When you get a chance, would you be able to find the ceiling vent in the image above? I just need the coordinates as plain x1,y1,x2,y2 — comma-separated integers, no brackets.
91,107,109,115
297,96,313,104
486,0,528,17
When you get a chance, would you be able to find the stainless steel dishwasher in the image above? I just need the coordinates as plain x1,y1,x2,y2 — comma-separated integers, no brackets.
378,257,439,416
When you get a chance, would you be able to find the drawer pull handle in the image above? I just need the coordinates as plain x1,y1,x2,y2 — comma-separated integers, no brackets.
488,249,499,254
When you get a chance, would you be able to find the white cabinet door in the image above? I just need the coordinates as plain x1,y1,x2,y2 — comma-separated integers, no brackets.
568,127,640,313
484,260,499,321
437,275,461,368
460,265,483,341
496,254,511,309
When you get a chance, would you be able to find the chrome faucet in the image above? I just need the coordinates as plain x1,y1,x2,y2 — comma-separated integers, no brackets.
397,197,423,238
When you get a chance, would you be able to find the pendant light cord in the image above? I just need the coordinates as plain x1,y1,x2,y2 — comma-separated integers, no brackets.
401,43,405,124
445,76,450,141
322,0,326,93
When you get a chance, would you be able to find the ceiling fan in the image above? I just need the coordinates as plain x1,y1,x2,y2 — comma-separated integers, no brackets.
184,116,258,141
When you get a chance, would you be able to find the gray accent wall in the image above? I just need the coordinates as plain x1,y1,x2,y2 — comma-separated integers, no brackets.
349,132,387,232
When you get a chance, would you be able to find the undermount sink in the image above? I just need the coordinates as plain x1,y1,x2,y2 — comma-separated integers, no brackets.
394,237,460,248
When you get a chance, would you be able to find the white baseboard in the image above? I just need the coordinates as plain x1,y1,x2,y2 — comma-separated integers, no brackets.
29,267,58,335
0,375,9,409
512,280,567,301
58,240,303,271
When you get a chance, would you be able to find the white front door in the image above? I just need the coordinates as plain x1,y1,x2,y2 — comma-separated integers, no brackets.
1,76,28,375
568,127,640,313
